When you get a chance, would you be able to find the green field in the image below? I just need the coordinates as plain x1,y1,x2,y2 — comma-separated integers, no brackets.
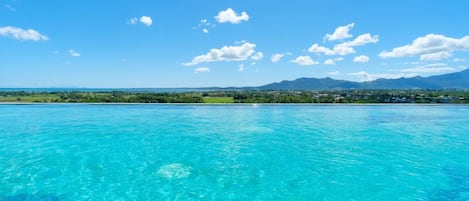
0,94,60,102
203,97,234,103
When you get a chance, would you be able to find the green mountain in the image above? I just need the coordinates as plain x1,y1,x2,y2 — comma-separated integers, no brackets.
256,69,469,90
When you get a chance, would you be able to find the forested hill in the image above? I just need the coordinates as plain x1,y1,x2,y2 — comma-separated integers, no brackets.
256,69,469,90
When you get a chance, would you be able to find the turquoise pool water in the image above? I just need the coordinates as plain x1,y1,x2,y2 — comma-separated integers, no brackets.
1,104,468,200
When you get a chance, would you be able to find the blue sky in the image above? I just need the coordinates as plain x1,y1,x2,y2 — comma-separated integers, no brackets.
1,0,468,88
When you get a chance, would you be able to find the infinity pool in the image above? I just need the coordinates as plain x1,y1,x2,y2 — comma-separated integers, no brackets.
1,104,468,200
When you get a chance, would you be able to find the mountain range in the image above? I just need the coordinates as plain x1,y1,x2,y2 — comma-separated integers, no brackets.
2,69,468,92
250,69,469,90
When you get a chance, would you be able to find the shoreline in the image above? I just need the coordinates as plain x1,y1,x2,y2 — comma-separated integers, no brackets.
1,102,468,106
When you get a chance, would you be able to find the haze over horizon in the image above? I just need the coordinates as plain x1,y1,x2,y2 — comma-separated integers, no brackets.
1,0,468,88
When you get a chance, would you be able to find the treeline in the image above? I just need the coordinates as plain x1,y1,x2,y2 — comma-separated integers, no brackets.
204,90,469,103
1,90,469,104
0,91,203,103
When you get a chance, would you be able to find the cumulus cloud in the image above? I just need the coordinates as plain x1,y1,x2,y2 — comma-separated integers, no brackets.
139,16,153,26
309,34,378,56
340,33,379,47
308,44,335,55
308,43,355,55
324,23,354,41
202,28,209,34
353,55,369,63
184,42,257,66
271,53,284,63
331,44,356,55
215,8,249,24
194,67,210,73
379,34,469,61
0,26,48,41
69,50,80,57
324,59,335,65
250,52,263,60
335,57,344,61
290,56,318,66
128,16,153,26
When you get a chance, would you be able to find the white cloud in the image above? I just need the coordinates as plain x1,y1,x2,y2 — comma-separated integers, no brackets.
324,23,354,41
379,34,469,61
349,62,459,82
420,51,451,61
309,34,378,56
69,50,80,57
129,17,138,25
425,63,447,67
395,63,458,74
335,57,344,61
200,19,211,26
332,44,356,55
195,19,214,33
340,33,379,47
400,66,457,73
194,67,210,73
290,56,318,66
215,8,249,24
349,71,415,82
238,64,245,72
308,44,335,55
184,42,257,66
139,16,153,26
271,53,284,63
353,55,369,63
308,43,355,55
328,71,340,76
128,16,153,26
0,26,48,41
324,59,335,65
453,58,466,62
250,52,263,60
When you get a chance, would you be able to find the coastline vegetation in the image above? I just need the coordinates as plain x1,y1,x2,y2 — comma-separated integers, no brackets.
0,90,468,104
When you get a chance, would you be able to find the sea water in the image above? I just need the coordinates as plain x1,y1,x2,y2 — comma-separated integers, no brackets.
0,104,468,200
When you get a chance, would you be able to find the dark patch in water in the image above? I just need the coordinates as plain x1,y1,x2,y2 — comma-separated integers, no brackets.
2,194,60,201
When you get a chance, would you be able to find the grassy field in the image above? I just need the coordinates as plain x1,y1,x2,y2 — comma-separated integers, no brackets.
202,97,234,103
0,94,60,102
